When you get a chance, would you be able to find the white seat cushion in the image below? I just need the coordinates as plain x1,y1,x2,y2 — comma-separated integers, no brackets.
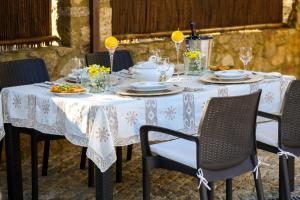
256,121,278,147
150,122,278,170
150,139,197,169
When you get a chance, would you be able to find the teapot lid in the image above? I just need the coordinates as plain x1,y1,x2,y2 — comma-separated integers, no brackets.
133,55,160,69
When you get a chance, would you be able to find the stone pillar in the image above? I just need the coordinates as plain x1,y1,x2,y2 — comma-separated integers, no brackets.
99,0,112,48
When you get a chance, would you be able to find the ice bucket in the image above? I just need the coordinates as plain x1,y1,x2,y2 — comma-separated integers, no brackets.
185,35,214,70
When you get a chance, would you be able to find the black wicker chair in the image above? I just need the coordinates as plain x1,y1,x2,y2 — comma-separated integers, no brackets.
0,58,65,200
256,80,300,200
84,50,134,184
0,140,2,164
85,49,134,72
140,91,264,200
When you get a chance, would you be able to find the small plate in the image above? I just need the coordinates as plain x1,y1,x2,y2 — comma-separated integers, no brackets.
130,86,170,92
212,75,250,81
114,86,184,97
130,82,168,90
215,70,250,79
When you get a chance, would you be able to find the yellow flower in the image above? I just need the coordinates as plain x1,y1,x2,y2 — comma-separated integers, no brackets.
99,66,110,73
89,65,100,78
184,51,201,59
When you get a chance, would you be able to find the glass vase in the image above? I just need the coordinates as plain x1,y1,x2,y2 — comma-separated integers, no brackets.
183,55,204,76
88,73,109,93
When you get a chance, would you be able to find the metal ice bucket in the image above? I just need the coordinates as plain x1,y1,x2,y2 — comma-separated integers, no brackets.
186,35,214,70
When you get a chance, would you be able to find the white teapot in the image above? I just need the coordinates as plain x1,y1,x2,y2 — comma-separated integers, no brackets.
131,56,174,81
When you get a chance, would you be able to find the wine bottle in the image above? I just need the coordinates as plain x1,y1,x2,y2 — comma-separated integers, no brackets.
189,21,198,40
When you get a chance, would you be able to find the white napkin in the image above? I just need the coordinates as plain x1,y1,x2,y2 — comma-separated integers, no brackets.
252,71,282,78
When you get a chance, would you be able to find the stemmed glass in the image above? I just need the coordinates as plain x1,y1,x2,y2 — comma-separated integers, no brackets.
239,47,253,71
171,30,185,79
157,57,170,82
105,36,119,88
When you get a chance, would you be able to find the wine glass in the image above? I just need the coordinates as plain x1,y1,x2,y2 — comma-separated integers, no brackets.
239,47,253,71
149,49,161,62
71,57,85,84
157,57,170,82
171,30,185,80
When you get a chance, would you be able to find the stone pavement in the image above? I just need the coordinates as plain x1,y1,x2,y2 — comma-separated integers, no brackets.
0,135,300,200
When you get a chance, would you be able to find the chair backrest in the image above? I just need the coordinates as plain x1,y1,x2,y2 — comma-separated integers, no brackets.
281,80,300,148
85,50,134,72
0,58,49,91
198,90,261,170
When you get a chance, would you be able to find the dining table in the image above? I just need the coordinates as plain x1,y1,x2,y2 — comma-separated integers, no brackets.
0,72,295,200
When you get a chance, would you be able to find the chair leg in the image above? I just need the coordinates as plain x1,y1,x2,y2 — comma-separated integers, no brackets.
116,146,122,183
142,157,151,200
80,147,87,169
253,169,265,200
287,157,295,192
226,179,232,200
126,144,133,161
42,139,50,176
31,135,38,200
279,156,291,200
199,184,209,200
208,182,214,200
88,159,95,187
0,139,3,164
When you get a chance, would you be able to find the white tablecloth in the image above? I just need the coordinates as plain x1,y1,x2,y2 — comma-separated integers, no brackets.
0,75,294,172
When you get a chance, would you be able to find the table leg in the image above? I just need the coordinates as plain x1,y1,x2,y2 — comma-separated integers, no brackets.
4,124,23,200
96,166,113,200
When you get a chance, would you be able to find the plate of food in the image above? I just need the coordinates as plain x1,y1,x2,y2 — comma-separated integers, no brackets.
50,84,86,96
209,65,241,71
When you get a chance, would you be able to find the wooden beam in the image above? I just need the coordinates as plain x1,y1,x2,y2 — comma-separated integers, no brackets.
0,36,59,45
90,0,100,53
114,23,286,40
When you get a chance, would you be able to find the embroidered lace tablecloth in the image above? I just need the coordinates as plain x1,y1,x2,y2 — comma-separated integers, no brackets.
0,75,294,172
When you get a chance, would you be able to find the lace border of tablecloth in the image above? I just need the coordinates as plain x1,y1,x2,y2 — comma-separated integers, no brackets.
87,147,117,172
1,117,91,148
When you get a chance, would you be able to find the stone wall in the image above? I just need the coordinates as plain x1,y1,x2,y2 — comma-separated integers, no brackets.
115,0,300,78
0,0,300,79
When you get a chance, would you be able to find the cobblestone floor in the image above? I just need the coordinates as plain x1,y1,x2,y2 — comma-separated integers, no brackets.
0,135,300,199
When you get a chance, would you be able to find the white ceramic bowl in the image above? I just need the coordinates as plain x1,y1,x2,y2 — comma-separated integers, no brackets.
132,62,174,82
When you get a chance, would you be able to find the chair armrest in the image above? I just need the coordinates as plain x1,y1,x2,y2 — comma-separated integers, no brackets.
258,111,281,121
139,125,199,157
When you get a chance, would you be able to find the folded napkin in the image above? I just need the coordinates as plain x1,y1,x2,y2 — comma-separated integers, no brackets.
252,71,282,79
115,69,133,79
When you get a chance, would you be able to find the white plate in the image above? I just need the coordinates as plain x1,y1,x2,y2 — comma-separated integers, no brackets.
51,91,86,97
215,70,250,79
130,82,168,90
213,75,249,81
115,86,184,97
130,86,170,92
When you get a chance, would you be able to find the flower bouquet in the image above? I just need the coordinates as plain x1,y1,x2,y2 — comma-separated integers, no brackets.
88,64,111,93
183,50,204,75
